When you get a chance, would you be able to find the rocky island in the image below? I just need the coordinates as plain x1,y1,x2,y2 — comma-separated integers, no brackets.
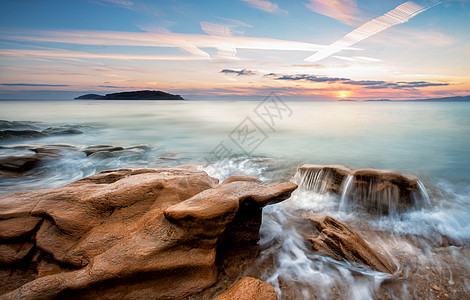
75,90,184,100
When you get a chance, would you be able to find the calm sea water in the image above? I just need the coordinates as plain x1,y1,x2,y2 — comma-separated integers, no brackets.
1,100,469,180
1,99,469,298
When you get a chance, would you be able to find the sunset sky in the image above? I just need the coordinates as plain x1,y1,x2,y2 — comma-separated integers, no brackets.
0,0,469,100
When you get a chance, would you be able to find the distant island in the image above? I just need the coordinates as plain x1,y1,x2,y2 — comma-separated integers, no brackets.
338,95,470,102
75,90,184,100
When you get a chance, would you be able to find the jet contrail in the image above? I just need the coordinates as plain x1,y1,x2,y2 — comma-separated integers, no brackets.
305,0,441,63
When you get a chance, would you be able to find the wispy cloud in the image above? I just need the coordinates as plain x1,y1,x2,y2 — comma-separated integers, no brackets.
305,0,360,25
305,0,441,63
98,0,133,7
92,0,159,16
200,18,251,37
0,83,69,87
241,0,287,15
268,73,449,89
1,29,359,61
221,69,257,76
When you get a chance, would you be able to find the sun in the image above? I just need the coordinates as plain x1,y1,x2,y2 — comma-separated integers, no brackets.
336,91,351,98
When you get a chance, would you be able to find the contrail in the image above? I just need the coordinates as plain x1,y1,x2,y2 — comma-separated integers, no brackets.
305,0,441,63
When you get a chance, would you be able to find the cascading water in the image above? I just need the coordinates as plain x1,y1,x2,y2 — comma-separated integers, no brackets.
338,170,432,216
255,164,469,299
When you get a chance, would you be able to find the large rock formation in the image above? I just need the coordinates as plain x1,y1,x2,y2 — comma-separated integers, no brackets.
0,167,296,299
213,277,277,300
308,216,397,274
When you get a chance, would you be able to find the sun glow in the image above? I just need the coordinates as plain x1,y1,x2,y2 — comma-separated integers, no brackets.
336,90,351,98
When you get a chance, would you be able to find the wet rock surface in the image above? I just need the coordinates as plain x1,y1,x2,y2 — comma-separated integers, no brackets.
342,169,427,215
0,168,297,299
308,216,397,274
294,164,353,194
294,164,429,215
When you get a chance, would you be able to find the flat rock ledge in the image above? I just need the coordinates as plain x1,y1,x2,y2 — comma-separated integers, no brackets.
0,167,297,299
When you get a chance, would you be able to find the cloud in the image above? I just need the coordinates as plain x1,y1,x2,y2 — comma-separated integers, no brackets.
241,0,287,15
0,83,69,87
267,73,449,89
98,0,133,6
221,69,257,76
92,0,159,16
268,73,348,82
305,0,360,25
305,0,441,63
200,18,251,37
1,29,359,61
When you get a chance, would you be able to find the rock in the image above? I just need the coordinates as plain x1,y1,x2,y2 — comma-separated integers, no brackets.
341,169,426,215
0,217,43,240
42,127,83,135
431,284,441,291
81,145,125,156
308,216,397,274
0,151,39,172
294,164,353,194
0,120,42,130
222,175,262,185
213,277,277,300
0,242,35,264
0,167,297,299
0,130,47,141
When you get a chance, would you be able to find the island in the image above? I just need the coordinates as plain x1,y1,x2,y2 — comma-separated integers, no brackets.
75,90,184,100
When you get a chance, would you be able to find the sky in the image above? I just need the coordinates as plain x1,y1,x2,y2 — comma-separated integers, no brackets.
0,0,469,100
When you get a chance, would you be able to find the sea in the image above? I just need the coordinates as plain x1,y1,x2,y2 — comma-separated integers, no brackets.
1,99,469,299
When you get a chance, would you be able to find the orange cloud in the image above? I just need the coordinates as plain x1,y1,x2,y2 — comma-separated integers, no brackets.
305,0,360,25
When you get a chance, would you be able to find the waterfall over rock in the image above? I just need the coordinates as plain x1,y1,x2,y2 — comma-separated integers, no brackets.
293,164,431,216
293,164,352,194
339,169,431,215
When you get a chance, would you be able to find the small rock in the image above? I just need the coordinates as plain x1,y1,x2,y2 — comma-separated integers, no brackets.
213,277,277,300
431,284,441,291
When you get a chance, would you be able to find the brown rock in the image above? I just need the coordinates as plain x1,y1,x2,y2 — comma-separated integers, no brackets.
0,216,42,240
294,164,352,194
308,216,397,274
0,167,297,299
342,169,425,215
213,277,277,300
222,175,262,185
0,242,35,264
0,151,39,172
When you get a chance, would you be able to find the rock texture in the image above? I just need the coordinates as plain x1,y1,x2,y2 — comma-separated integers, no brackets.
294,164,353,194
213,277,277,300
308,216,397,274
342,169,426,215
0,168,297,299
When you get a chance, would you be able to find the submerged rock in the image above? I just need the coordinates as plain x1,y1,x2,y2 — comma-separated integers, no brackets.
42,126,83,135
308,216,397,274
0,130,47,141
213,277,277,300
0,167,297,299
81,145,125,156
0,151,39,172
